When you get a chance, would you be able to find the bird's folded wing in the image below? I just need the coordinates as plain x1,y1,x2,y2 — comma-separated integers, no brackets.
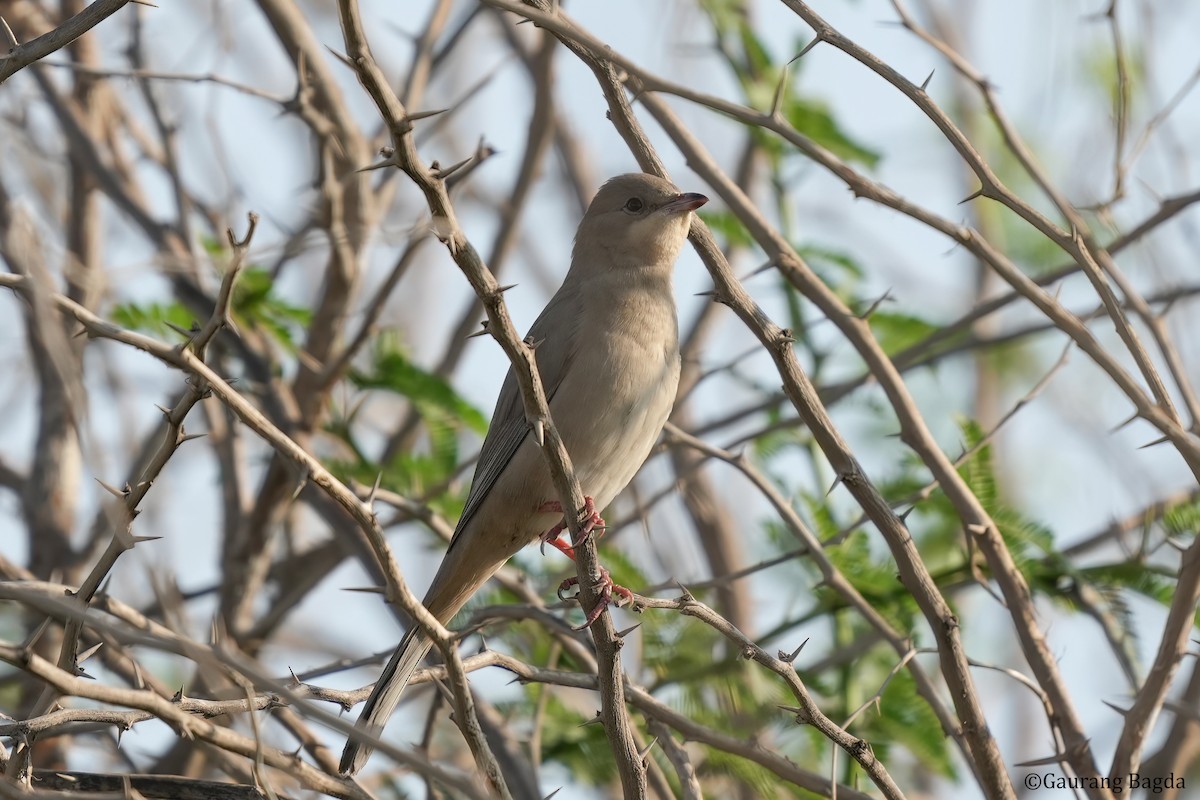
449,284,582,546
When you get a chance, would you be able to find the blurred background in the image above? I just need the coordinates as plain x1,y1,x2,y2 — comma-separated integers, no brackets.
3,0,1200,797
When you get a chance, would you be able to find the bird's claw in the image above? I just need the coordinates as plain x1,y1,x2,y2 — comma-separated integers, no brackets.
558,567,633,629
538,496,606,558
540,533,575,558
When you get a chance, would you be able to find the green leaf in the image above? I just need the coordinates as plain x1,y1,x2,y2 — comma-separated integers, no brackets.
825,530,908,605
110,301,197,338
351,334,488,437
1163,498,1200,537
797,243,864,281
332,333,488,499
200,235,225,257
956,418,997,509
784,96,880,168
739,21,775,79
702,748,790,798
231,268,312,348
532,694,617,785
701,0,878,170
867,670,957,778
868,311,942,358
698,209,756,250
751,423,809,466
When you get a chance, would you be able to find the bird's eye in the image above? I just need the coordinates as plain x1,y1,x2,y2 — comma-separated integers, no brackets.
623,197,645,214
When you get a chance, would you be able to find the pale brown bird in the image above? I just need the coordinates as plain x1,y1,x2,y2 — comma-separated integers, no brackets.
340,173,707,775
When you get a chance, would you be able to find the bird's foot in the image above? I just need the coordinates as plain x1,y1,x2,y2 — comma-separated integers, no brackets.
558,567,633,630
538,496,605,557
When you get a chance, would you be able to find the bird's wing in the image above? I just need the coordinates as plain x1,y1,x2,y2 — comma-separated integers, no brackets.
449,284,582,545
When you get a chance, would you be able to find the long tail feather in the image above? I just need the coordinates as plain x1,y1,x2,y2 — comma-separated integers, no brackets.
339,627,434,775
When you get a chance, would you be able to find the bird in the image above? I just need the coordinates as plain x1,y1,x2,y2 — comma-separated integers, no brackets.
340,172,708,775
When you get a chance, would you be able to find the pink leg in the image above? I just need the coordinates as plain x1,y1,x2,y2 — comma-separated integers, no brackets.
558,567,634,629
537,496,605,557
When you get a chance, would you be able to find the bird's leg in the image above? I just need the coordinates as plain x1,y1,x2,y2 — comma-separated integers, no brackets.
537,496,605,556
557,567,634,629
538,497,627,626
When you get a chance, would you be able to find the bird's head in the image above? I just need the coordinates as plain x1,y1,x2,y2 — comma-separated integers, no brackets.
572,173,708,271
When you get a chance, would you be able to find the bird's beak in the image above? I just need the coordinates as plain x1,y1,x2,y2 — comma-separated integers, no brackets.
658,192,708,215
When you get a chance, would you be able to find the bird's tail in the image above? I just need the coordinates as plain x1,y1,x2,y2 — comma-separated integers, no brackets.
339,626,434,775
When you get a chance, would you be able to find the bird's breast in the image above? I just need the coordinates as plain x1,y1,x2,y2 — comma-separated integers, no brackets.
551,291,680,510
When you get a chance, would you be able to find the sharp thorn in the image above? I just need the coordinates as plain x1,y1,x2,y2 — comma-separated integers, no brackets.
742,257,777,280
356,158,397,173
432,154,473,180
1102,700,1130,717
780,638,809,663
23,617,53,650
1015,752,1071,768
859,290,894,319
95,478,126,498
324,45,355,69
343,585,388,595
615,622,642,639
406,108,448,122
77,642,103,665
792,35,823,62
959,188,985,205
164,321,191,336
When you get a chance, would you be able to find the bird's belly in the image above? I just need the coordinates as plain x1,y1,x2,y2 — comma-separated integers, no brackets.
556,343,680,511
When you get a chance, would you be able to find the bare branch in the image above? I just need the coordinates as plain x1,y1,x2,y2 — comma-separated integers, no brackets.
0,0,134,84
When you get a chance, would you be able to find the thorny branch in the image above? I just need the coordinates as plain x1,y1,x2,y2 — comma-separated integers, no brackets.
3,2,1200,799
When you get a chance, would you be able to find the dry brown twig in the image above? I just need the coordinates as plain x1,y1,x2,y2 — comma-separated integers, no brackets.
332,0,647,795
0,272,498,792
0,580,490,798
